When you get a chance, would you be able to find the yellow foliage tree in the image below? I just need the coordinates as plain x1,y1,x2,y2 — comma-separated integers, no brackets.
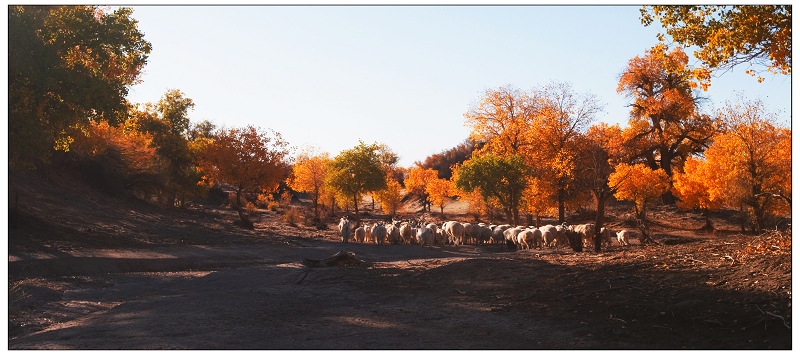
287,150,331,219
674,98,791,233
609,163,670,242
465,82,602,223
520,177,555,226
426,178,455,216
405,166,439,212
374,175,404,216
641,5,791,82
617,45,721,204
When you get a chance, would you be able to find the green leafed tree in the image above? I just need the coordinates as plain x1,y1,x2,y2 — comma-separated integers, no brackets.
454,154,527,225
9,6,151,167
325,141,388,226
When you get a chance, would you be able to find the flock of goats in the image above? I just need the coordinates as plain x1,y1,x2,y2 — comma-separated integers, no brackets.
337,216,638,251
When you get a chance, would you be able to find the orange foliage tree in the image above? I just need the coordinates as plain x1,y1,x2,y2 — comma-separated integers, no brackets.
427,178,455,216
198,126,291,227
608,163,670,242
641,5,791,82
674,98,791,233
374,174,404,216
405,166,439,212
617,45,721,203
287,150,331,220
69,118,159,190
465,82,602,223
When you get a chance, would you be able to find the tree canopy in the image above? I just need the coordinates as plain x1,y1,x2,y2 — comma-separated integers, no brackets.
325,141,388,224
198,126,291,225
674,98,791,233
9,6,151,166
641,5,791,82
454,154,527,225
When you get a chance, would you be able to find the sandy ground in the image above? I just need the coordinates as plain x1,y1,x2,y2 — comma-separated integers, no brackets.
7,169,792,349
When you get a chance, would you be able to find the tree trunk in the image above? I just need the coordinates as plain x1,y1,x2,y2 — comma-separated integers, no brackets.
352,193,360,228
558,188,566,224
594,194,606,252
235,186,253,228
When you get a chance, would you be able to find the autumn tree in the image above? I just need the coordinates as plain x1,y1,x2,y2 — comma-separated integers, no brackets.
287,150,331,220
465,85,540,158
530,82,603,223
198,126,291,227
427,178,455,216
417,139,477,179
674,98,791,233
465,82,602,223
68,117,159,194
9,5,151,167
574,123,629,252
405,166,439,212
618,45,721,203
641,5,791,82
374,174,404,216
520,177,555,227
325,141,388,226
608,163,671,242
454,154,527,225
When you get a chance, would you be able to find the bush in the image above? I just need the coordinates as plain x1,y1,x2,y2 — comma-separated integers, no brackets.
284,207,301,227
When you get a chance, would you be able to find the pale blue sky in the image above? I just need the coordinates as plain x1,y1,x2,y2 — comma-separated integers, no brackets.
125,5,792,167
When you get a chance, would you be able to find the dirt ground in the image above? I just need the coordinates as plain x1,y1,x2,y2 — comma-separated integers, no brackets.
7,169,792,349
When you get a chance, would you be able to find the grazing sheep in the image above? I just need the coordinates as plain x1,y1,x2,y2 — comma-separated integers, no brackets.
491,225,511,245
399,222,414,245
338,217,352,243
504,226,525,246
476,224,492,245
516,229,531,250
461,222,474,245
355,225,367,243
387,223,402,244
572,223,596,247
372,223,387,245
417,226,435,247
539,224,559,247
443,221,466,245
616,229,634,246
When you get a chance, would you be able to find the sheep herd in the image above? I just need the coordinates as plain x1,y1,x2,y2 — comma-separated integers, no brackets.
337,216,637,250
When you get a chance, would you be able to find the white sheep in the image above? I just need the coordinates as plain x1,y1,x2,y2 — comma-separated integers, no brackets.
338,217,352,243
491,224,511,245
504,226,525,246
461,222,474,245
399,222,414,245
372,223,387,245
442,221,466,245
616,229,634,246
354,225,367,243
572,223,596,247
386,223,401,244
516,228,543,250
539,224,558,247
416,225,435,247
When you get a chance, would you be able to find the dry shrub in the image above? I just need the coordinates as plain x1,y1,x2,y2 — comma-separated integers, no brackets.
280,191,293,206
284,207,301,227
733,230,791,263
257,193,279,211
